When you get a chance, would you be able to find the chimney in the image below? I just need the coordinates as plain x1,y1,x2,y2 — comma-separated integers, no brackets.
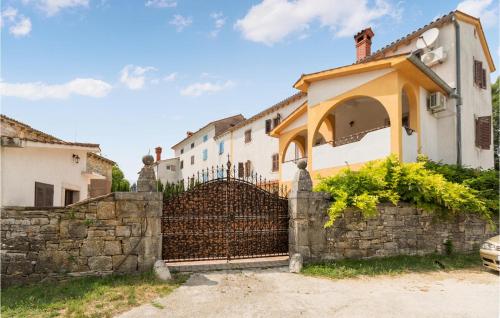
354,28,374,62
155,146,162,162
186,131,194,137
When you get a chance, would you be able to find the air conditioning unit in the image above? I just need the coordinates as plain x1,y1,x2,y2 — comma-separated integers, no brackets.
421,47,446,67
0,136,23,147
427,92,446,113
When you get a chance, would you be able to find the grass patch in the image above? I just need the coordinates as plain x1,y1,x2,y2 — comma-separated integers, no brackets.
302,253,482,279
1,271,188,318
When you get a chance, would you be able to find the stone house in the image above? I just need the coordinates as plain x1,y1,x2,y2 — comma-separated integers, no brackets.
1,114,114,207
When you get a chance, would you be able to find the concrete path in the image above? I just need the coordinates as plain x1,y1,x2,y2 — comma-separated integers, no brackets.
117,268,499,318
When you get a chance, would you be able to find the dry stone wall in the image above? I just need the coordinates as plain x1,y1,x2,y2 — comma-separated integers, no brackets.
1,192,162,287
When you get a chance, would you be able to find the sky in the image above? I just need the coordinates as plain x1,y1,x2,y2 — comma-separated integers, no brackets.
1,0,499,182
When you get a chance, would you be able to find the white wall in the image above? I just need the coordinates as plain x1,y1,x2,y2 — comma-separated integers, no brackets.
1,145,90,207
173,125,217,181
312,127,391,170
155,157,180,185
281,161,298,182
307,68,392,107
402,129,418,162
457,21,494,169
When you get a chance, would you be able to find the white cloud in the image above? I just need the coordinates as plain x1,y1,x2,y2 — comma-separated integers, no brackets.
457,0,498,28
26,0,90,16
169,14,192,32
180,80,235,97
10,16,32,37
145,0,177,8
0,78,112,100
163,72,178,81
119,65,157,90
209,12,226,37
235,0,395,45
1,7,32,37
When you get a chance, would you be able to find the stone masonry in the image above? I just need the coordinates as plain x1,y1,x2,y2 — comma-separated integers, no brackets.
289,161,497,262
0,192,162,287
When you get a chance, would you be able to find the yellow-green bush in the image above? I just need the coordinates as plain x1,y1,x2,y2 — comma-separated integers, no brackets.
314,156,493,227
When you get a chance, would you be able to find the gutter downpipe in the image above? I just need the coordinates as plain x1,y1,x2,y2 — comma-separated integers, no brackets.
453,15,462,166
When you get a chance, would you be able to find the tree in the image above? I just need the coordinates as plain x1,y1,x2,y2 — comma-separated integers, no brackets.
492,77,499,169
111,165,130,192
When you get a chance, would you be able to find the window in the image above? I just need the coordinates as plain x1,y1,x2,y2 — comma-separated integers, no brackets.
238,162,244,178
64,189,80,206
166,165,176,171
273,114,281,128
475,115,491,149
474,59,487,89
244,129,252,143
180,148,184,154
265,119,272,134
166,165,171,170
217,167,224,178
180,160,184,169
272,154,279,172
202,149,208,161
219,141,224,154
190,155,195,165
191,142,195,149
203,135,208,142
34,182,54,207
245,160,252,178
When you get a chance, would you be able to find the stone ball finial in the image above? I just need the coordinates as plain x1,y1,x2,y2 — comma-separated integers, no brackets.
142,155,154,166
297,159,307,170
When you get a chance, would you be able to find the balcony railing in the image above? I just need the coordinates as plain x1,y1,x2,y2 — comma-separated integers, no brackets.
323,124,390,147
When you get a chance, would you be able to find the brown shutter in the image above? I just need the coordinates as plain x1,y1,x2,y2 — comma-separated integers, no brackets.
481,68,487,89
238,162,244,178
35,182,54,207
272,154,279,172
245,161,251,177
265,119,272,133
475,116,492,149
474,60,483,86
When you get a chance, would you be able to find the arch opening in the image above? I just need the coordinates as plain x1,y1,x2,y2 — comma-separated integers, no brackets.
313,96,390,147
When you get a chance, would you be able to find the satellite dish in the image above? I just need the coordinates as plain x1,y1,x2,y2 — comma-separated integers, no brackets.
416,28,439,50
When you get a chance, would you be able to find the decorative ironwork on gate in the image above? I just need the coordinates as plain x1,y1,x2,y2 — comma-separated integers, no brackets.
161,159,289,262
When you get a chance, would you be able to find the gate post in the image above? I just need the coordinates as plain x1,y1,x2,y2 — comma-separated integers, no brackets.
288,160,330,262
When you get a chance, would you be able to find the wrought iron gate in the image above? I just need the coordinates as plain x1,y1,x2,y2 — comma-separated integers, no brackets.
161,161,289,262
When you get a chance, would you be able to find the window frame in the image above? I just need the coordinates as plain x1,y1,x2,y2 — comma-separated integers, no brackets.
244,129,252,143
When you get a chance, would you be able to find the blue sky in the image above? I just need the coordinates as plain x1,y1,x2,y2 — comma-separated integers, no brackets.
1,0,499,182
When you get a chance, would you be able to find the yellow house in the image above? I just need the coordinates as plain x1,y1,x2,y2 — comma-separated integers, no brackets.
271,11,495,187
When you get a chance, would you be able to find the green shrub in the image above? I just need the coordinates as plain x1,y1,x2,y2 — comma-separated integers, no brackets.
419,155,499,216
314,155,493,228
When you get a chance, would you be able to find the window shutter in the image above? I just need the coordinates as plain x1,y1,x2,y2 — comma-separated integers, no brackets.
35,182,54,207
475,116,491,149
474,60,483,86
272,154,279,172
238,162,244,178
481,68,487,89
265,119,272,133
245,160,251,177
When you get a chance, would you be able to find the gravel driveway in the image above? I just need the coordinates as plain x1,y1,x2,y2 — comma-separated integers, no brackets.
117,267,499,318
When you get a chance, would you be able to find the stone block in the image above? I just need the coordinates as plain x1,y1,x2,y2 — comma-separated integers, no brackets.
122,238,142,254
116,226,131,237
60,220,87,239
80,240,104,257
116,201,145,217
154,260,171,281
112,255,138,272
97,202,115,220
289,253,303,273
88,256,112,271
104,241,122,255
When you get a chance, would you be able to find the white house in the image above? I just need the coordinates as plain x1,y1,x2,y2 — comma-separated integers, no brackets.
1,115,113,207
271,10,495,186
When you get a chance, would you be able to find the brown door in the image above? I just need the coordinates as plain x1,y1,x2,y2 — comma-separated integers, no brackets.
34,182,54,207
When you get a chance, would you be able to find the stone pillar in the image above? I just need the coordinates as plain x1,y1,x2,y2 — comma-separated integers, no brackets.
137,154,157,192
288,159,330,261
